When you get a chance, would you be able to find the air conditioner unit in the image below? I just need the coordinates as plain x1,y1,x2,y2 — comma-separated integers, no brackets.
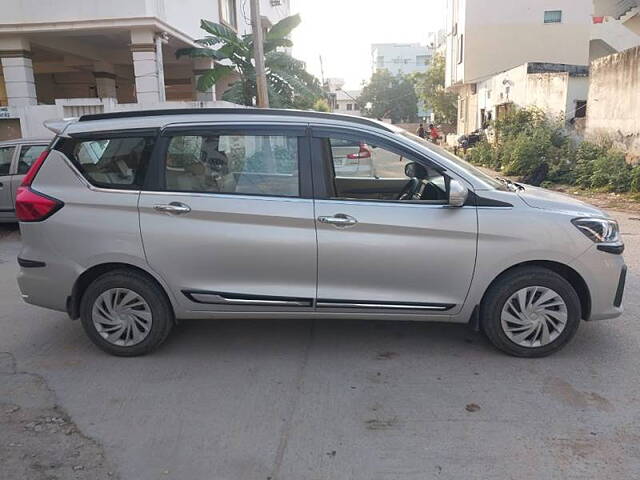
270,0,283,6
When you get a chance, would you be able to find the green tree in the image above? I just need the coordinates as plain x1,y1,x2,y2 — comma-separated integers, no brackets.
312,98,331,112
358,70,418,123
413,53,458,125
177,14,323,108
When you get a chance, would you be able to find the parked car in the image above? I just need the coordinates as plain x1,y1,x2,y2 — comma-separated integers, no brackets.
331,138,375,177
0,138,50,222
16,109,626,357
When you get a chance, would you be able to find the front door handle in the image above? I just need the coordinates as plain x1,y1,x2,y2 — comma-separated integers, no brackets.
153,202,191,215
317,213,358,227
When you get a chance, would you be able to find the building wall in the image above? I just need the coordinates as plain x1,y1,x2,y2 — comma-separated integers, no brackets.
1,0,290,41
586,46,640,159
372,43,432,76
468,63,588,136
446,0,591,87
0,0,152,24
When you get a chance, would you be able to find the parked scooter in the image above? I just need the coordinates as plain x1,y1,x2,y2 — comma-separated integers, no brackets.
457,129,484,153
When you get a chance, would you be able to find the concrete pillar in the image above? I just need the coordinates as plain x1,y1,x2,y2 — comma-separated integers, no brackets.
130,28,161,104
193,58,216,102
93,61,117,99
0,38,37,107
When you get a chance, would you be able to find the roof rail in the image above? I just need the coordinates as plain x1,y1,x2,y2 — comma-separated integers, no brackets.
78,108,395,132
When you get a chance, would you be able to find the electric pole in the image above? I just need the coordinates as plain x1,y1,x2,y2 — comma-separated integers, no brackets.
250,0,269,108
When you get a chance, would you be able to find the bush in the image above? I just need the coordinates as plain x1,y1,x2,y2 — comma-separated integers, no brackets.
466,140,495,167
463,106,635,193
574,141,631,192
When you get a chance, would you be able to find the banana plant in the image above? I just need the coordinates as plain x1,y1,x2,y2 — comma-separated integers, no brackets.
177,14,323,108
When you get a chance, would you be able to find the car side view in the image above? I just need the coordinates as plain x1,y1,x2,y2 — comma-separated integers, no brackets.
15,109,626,357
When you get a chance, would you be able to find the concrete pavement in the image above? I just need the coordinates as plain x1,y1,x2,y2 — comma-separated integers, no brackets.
0,212,639,480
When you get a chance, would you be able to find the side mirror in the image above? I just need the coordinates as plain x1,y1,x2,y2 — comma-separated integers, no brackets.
448,179,468,207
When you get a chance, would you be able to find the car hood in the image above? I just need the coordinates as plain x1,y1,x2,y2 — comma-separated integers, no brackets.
517,185,608,217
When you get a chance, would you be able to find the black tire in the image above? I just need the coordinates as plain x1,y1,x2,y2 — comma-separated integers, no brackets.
480,267,581,358
80,269,174,356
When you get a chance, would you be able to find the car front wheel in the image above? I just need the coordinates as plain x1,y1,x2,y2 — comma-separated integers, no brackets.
481,267,581,357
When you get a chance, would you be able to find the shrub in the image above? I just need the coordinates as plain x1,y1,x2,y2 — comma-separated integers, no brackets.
466,140,495,167
461,106,635,194
574,142,630,192
631,166,640,193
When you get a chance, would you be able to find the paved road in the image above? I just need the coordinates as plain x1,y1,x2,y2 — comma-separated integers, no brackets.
1,212,639,480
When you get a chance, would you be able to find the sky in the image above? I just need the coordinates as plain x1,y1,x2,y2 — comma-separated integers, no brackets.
290,0,446,90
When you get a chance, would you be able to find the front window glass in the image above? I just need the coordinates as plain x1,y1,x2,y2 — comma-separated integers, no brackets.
0,146,15,175
398,131,505,190
17,145,47,174
327,136,448,203
165,134,299,197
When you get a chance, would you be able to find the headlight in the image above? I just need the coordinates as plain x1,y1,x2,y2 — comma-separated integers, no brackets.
572,217,620,243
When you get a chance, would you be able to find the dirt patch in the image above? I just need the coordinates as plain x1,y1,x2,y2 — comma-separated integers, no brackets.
542,377,614,412
0,352,118,479
552,186,640,214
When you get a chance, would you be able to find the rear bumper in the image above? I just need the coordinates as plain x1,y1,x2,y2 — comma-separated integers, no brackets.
570,245,626,321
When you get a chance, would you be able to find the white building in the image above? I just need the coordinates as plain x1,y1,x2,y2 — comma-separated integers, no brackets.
371,43,433,76
0,0,290,140
324,78,362,117
445,0,640,134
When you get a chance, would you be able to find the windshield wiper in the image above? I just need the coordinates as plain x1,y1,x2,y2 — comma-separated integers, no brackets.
496,176,525,191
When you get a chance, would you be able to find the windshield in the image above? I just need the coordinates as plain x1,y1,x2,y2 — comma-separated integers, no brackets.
398,131,506,190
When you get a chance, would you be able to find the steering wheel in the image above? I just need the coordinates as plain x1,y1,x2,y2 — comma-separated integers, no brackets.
397,178,421,200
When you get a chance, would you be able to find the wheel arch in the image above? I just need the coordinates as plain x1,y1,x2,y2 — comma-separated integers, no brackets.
67,262,176,320
479,260,591,321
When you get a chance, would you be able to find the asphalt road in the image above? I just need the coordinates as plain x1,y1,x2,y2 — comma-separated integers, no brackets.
1,212,639,480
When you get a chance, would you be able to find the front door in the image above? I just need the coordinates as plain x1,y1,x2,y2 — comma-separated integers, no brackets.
138,125,317,313
311,129,478,315
0,145,16,219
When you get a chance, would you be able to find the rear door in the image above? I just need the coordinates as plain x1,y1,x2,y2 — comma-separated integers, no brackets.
0,145,17,219
311,127,478,315
10,143,48,207
138,124,317,314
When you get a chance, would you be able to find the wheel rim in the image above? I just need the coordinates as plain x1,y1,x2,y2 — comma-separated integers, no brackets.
92,288,152,347
500,286,568,348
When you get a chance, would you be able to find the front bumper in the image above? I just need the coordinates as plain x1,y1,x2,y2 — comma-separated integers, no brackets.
570,244,626,321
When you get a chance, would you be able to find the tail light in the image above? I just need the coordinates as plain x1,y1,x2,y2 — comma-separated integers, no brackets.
346,143,372,160
15,150,64,222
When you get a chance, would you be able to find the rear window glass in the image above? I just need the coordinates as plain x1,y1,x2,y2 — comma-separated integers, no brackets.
60,136,154,189
17,145,47,174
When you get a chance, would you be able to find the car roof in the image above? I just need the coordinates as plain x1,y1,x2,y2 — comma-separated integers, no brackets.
58,108,401,136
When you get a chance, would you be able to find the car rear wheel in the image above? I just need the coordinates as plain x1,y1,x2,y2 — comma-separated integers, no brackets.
80,270,173,356
480,267,581,357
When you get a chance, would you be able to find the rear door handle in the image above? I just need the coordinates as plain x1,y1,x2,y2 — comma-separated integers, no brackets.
153,202,191,215
317,213,358,227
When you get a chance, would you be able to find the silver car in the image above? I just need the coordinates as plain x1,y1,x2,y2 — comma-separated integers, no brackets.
0,138,50,222
16,109,626,357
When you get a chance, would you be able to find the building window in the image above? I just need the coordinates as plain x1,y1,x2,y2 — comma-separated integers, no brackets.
544,10,562,24
346,103,353,111
575,100,587,118
457,34,464,64
220,0,238,29
376,56,384,67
